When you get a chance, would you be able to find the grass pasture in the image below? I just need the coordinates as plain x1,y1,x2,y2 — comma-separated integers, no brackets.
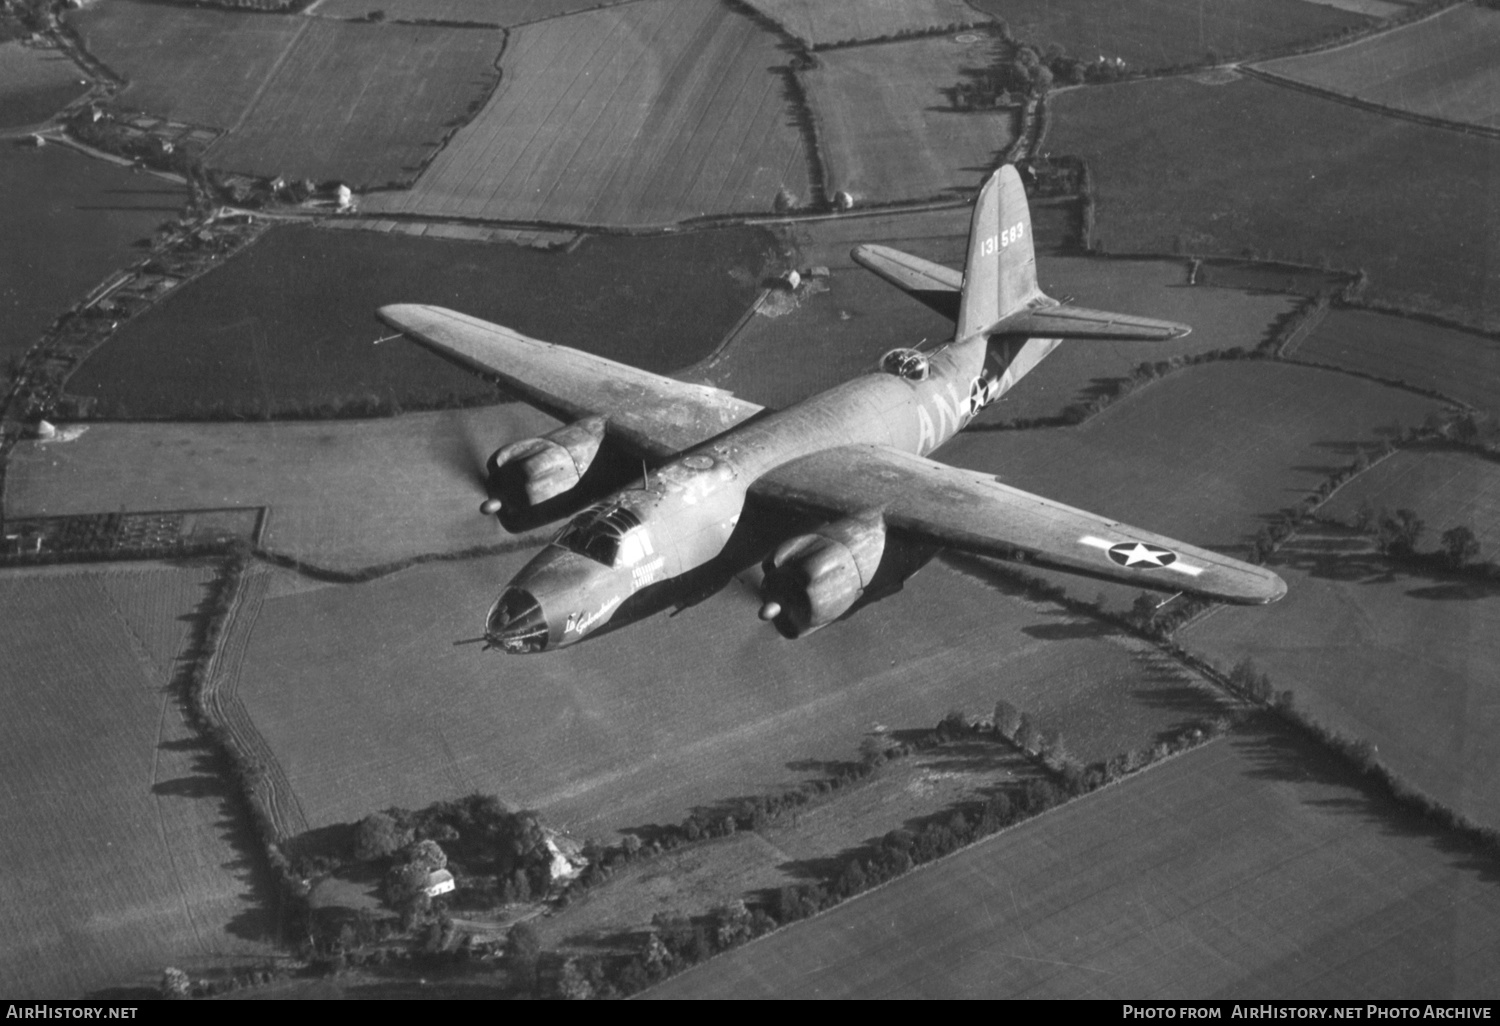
3,407,559,572
1293,308,1500,413
70,1,503,185
1186,522,1500,830
1256,3,1500,129
1321,447,1500,554
969,0,1368,70
0,42,88,130
744,0,987,48
361,0,812,225
650,725,1500,998
0,564,275,997
204,20,502,185
232,551,1231,841
803,35,1018,204
1047,75,1500,332
64,222,774,418
0,144,186,364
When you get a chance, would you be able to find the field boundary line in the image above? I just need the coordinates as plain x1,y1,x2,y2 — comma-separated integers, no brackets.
692,288,770,374
200,564,310,840
219,16,312,139
638,733,1230,996
1238,64,1500,141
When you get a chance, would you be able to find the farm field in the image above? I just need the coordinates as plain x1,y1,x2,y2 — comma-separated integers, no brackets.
1046,75,1500,331
65,222,774,418
802,35,1018,204
70,1,503,185
969,0,1369,70
1322,447,1500,554
309,0,627,23
0,41,88,130
744,0,986,48
232,551,1232,842
536,739,1048,951
650,725,1500,998
4,406,557,572
1256,3,1500,129
69,1,303,128
0,144,185,364
0,564,275,997
1293,308,1500,413
361,0,812,225
1185,522,1500,829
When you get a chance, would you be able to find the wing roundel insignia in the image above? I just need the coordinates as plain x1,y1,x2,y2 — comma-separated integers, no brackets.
1107,541,1177,569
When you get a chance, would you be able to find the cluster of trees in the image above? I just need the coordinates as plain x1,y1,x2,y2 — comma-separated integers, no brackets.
346,795,557,919
1351,501,1485,571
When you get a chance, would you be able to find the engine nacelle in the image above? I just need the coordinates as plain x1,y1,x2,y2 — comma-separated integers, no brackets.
489,415,606,510
759,516,886,638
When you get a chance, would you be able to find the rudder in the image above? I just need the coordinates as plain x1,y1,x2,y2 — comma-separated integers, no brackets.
957,165,1038,341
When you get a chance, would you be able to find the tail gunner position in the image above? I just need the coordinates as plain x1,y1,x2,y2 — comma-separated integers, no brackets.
380,166,1285,653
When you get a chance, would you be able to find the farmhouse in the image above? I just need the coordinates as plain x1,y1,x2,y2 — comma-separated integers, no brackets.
421,869,454,898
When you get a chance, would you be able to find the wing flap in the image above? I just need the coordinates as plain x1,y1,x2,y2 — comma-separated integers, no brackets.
379,304,762,458
751,444,1285,604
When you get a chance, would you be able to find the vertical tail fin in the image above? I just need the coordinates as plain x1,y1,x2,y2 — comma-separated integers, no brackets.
957,165,1039,341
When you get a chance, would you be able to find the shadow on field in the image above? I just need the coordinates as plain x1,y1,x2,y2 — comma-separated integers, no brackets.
763,740,1038,891
1272,525,1500,600
1229,719,1500,884
158,571,285,947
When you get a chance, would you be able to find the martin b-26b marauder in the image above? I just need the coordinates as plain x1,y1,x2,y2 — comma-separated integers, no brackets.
379,165,1285,653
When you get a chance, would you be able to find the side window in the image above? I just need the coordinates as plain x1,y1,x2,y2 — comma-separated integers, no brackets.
616,529,654,567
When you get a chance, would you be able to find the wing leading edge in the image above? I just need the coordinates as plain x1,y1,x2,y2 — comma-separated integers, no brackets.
378,304,762,458
750,443,1286,605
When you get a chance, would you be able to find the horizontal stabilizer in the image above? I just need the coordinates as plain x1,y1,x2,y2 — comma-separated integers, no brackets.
850,243,962,321
990,304,1191,341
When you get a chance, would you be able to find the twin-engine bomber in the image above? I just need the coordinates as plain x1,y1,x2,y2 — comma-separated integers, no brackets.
380,165,1285,653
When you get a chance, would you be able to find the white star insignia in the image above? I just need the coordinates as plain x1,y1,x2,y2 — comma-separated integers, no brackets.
1107,541,1176,569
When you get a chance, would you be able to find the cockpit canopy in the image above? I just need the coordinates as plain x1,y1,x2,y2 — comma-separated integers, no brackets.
880,347,930,381
554,502,650,567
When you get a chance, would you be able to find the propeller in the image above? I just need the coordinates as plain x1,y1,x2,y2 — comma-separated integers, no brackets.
430,409,502,519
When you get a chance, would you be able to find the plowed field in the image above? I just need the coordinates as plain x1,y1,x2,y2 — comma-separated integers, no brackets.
649,725,1500,998
803,34,1018,204
1256,4,1500,129
362,0,812,225
0,564,275,997
71,1,503,185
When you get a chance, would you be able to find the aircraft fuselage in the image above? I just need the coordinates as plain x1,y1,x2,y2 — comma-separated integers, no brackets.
486,332,1038,652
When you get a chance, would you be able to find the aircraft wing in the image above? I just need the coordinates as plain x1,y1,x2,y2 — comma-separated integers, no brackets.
379,304,762,458
749,443,1285,604
851,243,962,321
